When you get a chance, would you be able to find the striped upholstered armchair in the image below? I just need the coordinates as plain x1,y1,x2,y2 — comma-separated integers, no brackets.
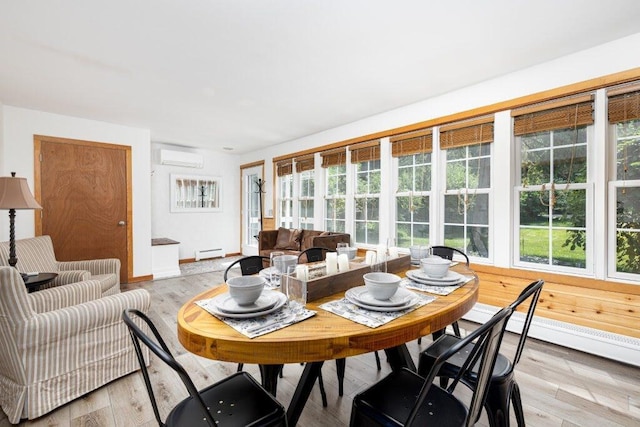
0,235,120,295
0,266,151,423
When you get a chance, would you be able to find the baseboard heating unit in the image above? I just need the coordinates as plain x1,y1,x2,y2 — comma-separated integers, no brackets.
195,248,224,261
465,303,640,368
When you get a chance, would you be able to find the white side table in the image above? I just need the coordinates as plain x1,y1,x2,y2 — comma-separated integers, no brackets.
151,238,181,279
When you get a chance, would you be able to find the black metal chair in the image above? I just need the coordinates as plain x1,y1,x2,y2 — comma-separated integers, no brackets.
297,246,334,263
122,308,287,427
223,255,270,281
223,255,329,407
418,279,545,427
350,305,513,426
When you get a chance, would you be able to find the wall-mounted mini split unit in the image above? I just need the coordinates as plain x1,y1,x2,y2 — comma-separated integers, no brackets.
159,149,204,168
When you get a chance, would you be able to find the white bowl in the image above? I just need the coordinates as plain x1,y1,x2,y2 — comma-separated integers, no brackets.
337,246,357,260
227,276,266,305
410,245,429,260
363,272,401,300
420,256,451,278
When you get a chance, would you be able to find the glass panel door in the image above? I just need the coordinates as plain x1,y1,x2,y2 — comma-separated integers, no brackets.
242,165,263,255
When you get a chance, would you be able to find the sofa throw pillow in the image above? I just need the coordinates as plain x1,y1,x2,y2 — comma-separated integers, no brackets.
274,227,302,250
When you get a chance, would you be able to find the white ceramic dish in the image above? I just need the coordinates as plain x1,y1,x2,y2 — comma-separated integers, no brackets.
345,291,418,312
215,292,279,314
406,269,465,286
205,291,287,319
409,269,463,282
346,286,414,307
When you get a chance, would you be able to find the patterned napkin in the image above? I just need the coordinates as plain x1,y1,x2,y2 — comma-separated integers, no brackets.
196,298,316,338
401,275,473,296
319,292,435,328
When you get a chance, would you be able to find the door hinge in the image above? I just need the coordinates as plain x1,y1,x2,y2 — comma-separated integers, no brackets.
39,153,43,162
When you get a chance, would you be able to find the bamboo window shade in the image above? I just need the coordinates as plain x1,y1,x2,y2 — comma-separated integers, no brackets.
439,116,494,149
295,155,315,173
608,82,640,123
349,140,380,163
276,159,293,176
512,94,594,135
390,129,433,157
320,149,346,168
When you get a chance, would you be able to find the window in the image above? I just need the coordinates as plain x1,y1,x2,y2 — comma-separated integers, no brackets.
322,149,347,232
391,129,433,248
608,86,640,278
296,156,315,230
276,160,294,228
513,95,593,271
440,118,493,258
351,141,381,245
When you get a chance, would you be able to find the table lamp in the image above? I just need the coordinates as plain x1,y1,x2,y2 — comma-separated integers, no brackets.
0,172,42,268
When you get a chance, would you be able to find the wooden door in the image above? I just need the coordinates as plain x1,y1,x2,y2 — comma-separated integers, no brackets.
34,136,131,284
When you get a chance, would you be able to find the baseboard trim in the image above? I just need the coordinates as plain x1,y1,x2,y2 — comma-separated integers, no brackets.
465,303,640,368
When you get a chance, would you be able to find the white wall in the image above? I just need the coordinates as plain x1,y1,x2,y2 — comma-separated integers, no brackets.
239,32,640,220
0,106,153,278
150,143,241,259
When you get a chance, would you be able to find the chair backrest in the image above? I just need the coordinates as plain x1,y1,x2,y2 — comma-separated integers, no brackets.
409,306,513,427
122,308,217,427
430,245,470,266
223,256,269,281
298,246,335,263
508,279,544,366
0,235,58,272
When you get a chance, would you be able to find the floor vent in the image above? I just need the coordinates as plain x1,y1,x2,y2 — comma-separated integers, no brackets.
195,248,224,261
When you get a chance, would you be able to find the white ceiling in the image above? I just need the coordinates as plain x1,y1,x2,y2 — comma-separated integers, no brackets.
2,1,640,154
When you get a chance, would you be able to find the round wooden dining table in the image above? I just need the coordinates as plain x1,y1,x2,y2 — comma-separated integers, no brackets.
177,266,478,426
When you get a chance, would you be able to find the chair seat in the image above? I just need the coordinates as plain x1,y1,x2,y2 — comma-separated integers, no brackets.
419,334,513,381
166,371,286,426
351,368,468,427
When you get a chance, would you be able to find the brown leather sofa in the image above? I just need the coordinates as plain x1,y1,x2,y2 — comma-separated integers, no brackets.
258,228,350,263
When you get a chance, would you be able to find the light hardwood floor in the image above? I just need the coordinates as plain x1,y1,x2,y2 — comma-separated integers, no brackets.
3,269,639,426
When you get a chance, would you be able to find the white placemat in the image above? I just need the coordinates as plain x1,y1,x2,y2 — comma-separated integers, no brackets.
319,292,435,328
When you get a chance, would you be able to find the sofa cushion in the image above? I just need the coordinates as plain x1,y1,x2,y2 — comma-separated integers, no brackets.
300,230,323,251
274,228,301,250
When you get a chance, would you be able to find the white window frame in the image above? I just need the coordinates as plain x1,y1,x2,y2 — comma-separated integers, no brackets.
607,119,640,281
513,126,594,275
441,143,492,260
278,173,294,228
353,159,381,246
393,152,432,249
324,164,347,233
298,169,314,230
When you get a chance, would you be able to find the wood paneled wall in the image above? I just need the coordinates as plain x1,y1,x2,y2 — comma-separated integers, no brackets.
472,264,640,339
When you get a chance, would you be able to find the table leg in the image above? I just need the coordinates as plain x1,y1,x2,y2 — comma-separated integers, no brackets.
258,364,283,395
286,361,324,427
384,344,416,372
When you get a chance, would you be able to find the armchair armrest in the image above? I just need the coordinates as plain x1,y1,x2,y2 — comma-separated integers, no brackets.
28,280,103,313
258,230,279,252
51,270,91,286
23,289,151,351
58,258,120,277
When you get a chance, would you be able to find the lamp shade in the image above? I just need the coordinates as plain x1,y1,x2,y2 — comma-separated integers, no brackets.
0,174,42,210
